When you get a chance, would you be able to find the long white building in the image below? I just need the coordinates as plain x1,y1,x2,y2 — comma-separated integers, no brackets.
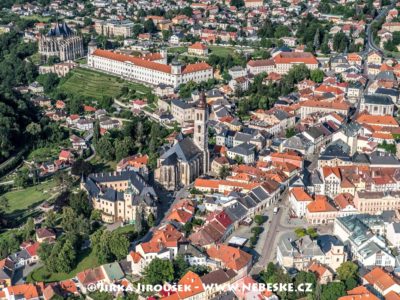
87,48,213,88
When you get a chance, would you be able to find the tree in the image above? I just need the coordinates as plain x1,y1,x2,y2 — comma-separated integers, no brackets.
333,31,349,52
26,122,42,139
313,28,320,50
321,282,346,300
254,215,265,225
234,155,243,164
144,19,156,33
91,229,113,264
93,120,101,144
99,96,113,110
306,227,318,239
230,0,244,8
91,230,129,263
43,210,57,228
182,7,193,17
310,69,325,83
147,212,155,228
71,158,93,177
337,261,359,281
67,98,83,114
173,255,189,280
57,239,76,273
285,128,296,138
294,271,317,298
61,207,89,235
218,165,230,179
0,196,9,219
69,191,92,218
109,232,130,260
143,258,174,285
345,277,358,291
260,262,277,283
294,227,307,238
114,137,133,162
22,217,35,241
14,170,30,188
96,136,115,161
36,73,60,93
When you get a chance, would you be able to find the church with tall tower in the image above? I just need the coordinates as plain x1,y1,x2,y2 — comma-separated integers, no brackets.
39,22,84,62
155,92,210,190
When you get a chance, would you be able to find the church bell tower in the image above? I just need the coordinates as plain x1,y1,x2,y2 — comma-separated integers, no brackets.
194,92,210,174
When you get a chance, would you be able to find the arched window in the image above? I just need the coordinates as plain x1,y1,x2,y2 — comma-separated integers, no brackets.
198,125,201,133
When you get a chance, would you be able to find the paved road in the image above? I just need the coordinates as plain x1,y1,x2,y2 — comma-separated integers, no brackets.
365,1,396,56
250,189,309,275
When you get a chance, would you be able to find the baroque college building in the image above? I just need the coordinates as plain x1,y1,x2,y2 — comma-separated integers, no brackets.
39,22,84,62
86,43,213,88
155,92,210,190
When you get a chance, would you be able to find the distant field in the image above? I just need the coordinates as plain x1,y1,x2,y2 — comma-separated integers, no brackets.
21,15,52,23
168,46,188,54
27,249,100,283
57,68,151,101
209,46,235,57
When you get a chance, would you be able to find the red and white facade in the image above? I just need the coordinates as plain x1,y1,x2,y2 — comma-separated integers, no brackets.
87,49,213,88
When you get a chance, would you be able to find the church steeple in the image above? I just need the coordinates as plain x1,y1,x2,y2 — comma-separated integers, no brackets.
194,91,209,173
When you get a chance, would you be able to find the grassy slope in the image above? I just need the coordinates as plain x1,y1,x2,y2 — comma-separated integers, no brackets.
58,68,150,100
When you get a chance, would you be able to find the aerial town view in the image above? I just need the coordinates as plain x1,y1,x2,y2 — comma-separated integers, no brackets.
1,0,400,299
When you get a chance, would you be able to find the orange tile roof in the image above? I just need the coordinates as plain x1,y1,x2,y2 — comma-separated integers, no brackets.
6,284,39,299
364,268,398,292
334,193,354,209
93,49,172,73
274,52,318,65
176,271,204,299
300,100,349,110
247,59,275,67
307,195,337,213
322,167,341,179
347,53,362,61
189,42,208,50
129,251,143,263
385,291,400,300
339,285,379,300
166,209,193,224
206,244,252,271
194,178,259,191
308,262,329,279
357,114,398,127
182,62,212,74
314,85,345,95
290,187,313,202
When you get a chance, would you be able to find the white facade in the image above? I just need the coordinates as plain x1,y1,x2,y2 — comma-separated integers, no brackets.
87,49,213,88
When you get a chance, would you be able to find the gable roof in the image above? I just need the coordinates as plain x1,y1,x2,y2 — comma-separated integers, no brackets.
206,244,252,271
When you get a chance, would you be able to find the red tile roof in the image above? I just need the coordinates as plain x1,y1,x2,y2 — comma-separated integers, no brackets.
93,49,172,73
307,195,337,213
206,244,252,271
274,52,318,65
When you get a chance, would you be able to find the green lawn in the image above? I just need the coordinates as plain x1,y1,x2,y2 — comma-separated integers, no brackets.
209,46,235,57
168,46,188,54
27,248,100,283
27,147,60,163
21,15,52,23
57,68,151,101
91,155,117,172
4,179,58,214
112,224,136,235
